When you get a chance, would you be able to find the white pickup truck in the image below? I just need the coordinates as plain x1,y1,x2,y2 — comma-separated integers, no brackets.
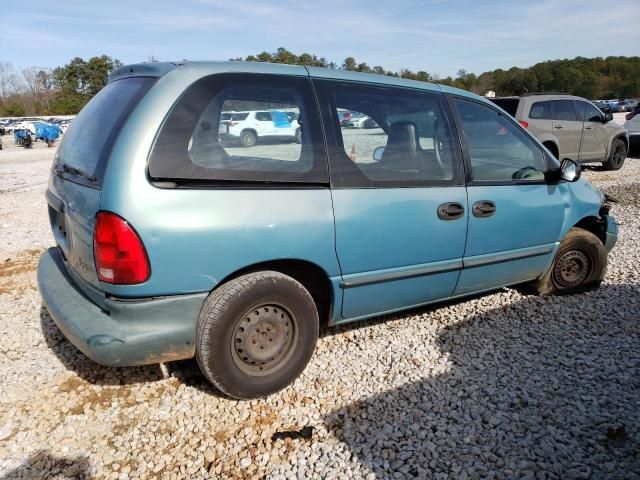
219,110,301,147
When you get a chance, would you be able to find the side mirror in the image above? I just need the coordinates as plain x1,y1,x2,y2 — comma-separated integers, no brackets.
560,158,581,182
373,146,385,161
604,111,613,123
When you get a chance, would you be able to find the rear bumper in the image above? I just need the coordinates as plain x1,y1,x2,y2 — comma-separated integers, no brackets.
604,215,618,253
37,247,207,366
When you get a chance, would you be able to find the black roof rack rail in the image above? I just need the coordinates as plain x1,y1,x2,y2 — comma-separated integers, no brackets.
521,92,571,97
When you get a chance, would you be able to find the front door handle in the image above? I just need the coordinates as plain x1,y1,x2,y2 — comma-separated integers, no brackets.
472,200,496,218
584,126,593,130
554,125,563,129
437,202,465,220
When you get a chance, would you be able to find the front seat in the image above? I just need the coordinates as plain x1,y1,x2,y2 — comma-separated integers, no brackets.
380,121,420,171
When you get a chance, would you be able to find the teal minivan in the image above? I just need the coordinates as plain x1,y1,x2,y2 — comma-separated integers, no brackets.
38,61,618,399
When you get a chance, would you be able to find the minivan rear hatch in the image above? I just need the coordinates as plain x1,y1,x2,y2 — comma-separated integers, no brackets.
490,97,520,117
47,77,156,295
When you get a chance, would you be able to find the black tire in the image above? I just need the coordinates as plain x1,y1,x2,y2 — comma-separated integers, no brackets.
294,128,302,144
535,228,607,295
603,139,626,170
239,129,257,147
196,271,319,399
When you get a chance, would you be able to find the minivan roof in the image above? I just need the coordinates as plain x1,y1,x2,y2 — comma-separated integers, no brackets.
108,61,481,102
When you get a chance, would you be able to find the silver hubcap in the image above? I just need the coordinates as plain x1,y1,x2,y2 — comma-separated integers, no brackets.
231,304,296,376
553,250,589,288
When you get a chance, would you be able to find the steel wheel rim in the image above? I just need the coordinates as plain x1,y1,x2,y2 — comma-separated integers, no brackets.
553,250,590,288
231,303,297,376
242,131,255,146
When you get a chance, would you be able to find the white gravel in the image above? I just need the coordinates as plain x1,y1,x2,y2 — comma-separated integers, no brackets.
0,131,639,479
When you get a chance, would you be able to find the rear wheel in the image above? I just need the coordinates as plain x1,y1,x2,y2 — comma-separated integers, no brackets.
239,129,257,147
196,271,319,399
603,139,626,170
535,228,607,295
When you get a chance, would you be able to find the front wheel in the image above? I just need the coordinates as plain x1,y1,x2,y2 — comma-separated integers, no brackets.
535,228,607,295
603,139,627,170
196,271,319,399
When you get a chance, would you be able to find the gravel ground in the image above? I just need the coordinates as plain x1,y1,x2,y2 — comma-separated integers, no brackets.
0,125,639,479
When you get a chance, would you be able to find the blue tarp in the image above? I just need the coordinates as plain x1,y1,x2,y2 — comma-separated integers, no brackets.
271,110,291,129
33,122,61,141
14,129,31,140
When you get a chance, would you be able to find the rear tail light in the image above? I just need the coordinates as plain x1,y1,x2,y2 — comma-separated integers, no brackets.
94,212,150,284
519,121,529,128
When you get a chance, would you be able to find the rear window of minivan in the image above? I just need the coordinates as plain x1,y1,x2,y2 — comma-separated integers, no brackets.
490,98,519,117
54,77,156,185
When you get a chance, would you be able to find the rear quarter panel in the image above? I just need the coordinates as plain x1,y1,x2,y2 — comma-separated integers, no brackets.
604,122,629,156
99,64,341,298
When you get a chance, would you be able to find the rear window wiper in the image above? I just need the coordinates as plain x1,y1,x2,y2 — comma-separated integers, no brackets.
54,162,98,182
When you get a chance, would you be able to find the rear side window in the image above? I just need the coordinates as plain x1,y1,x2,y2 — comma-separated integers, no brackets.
491,98,520,117
55,77,155,184
149,73,327,184
254,112,271,121
529,101,552,119
551,100,578,121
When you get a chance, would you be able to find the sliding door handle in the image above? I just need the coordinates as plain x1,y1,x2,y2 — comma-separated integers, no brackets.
472,200,496,218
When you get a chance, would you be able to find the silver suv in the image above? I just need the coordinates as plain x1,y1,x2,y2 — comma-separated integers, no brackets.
491,94,629,170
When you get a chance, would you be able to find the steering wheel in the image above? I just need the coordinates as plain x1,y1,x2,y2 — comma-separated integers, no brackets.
512,166,542,180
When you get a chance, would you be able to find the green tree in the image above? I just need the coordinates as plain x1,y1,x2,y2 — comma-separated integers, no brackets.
342,57,357,71
48,55,122,113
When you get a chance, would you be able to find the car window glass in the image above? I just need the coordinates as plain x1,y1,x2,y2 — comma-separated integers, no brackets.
490,98,519,117
453,98,546,182
583,103,602,122
328,83,459,186
56,77,155,183
149,73,327,183
529,101,552,119
254,112,272,121
573,101,586,122
552,100,578,121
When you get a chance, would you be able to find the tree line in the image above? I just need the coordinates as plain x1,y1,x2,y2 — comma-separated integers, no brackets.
0,55,122,116
1,49,638,117
235,48,640,99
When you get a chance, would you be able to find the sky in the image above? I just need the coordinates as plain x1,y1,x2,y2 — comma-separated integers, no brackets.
2,0,639,77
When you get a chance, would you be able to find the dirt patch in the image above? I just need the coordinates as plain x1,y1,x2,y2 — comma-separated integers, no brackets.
0,249,41,276
603,182,640,207
60,375,183,415
0,249,42,295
